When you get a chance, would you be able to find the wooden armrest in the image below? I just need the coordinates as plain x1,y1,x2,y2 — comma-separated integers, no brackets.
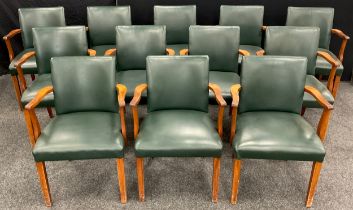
317,51,340,67
130,83,147,107
304,86,333,110
261,26,267,31
3,29,22,61
256,49,265,56
15,51,36,91
332,29,350,40
166,48,175,56
3,29,21,40
239,49,250,56
317,51,340,91
180,49,189,55
105,48,117,56
116,84,127,107
230,84,241,108
25,86,54,110
15,51,36,68
209,83,227,107
88,49,96,56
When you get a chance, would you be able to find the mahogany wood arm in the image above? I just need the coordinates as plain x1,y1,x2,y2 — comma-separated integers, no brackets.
331,29,350,62
87,49,96,56
105,48,117,56
256,49,265,56
15,51,36,92
229,84,241,144
166,48,175,56
3,29,22,61
116,84,128,144
180,49,189,55
239,49,250,56
209,83,227,138
304,85,334,141
24,86,54,147
130,83,148,140
317,51,340,92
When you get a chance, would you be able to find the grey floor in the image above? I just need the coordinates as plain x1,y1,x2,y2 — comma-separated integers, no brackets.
0,74,353,210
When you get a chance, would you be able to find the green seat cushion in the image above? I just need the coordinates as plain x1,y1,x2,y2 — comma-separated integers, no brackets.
316,48,344,76
167,44,188,55
116,70,146,99
238,45,263,64
304,75,334,108
209,71,240,101
21,74,54,107
9,48,37,75
135,110,222,157
33,112,124,162
92,45,116,56
233,112,325,162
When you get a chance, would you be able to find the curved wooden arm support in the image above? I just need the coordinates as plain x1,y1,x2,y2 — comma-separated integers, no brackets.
317,51,340,92
209,83,227,138
25,86,54,110
130,83,148,140
230,84,241,144
331,29,350,62
88,49,96,56
3,29,22,61
261,26,267,31
105,48,117,56
166,48,175,56
305,85,334,142
15,51,36,92
180,49,189,56
239,49,250,56
116,84,128,145
256,49,265,56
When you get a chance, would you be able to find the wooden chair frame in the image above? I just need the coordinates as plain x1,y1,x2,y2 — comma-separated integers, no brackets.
104,48,175,56
179,49,251,57
23,84,127,206
130,83,226,203
229,84,333,208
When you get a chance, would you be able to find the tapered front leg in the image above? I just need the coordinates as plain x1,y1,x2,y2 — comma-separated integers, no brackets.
136,158,145,201
116,158,127,204
306,161,323,208
35,162,52,207
11,75,23,111
212,157,221,203
230,159,242,204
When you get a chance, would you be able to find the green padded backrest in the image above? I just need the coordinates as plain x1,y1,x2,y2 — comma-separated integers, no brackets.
286,7,334,49
87,6,131,46
116,25,166,71
33,26,89,75
19,7,66,49
189,25,240,73
239,56,307,114
147,56,209,113
51,56,118,115
264,26,320,75
219,5,264,46
154,5,196,45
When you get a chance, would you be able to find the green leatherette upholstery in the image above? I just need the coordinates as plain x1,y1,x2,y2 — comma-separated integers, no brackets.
9,48,37,75
135,110,222,157
116,70,147,99
219,5,264,46
51,57,118,114
19,7,66,49
264,26,320,76
32,57,124,162
304,75,334,108
209,71,240,100
87,6,131,49
239,56,307,114
286,7,334,50
21,74,53,107
147,56,209,112
233,112,325,161
316,48,344,76
154,5,196,45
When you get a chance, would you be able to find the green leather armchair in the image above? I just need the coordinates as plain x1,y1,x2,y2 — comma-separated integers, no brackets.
87,6,131,55
2,7,66,110
15,26,95,117
262,26,339,110
105,25,174,100
23,56,127,206
154,5,196,55
130,56,226,202
181,25,250,102
286,7,350,97
229,56,333,207
219,5,265,63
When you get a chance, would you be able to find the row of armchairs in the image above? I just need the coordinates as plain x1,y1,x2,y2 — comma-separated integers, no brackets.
24,55,331,208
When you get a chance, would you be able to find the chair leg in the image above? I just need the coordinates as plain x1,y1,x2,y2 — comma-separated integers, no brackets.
212,157,221,203
136,157,145,201
35,162,52,207
11,75,23,111
306,162,323,208
31,74,36,81
116,158,127,204
301,107,306,116
230,159,242,204
332,75,341,98
46,107,54,118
